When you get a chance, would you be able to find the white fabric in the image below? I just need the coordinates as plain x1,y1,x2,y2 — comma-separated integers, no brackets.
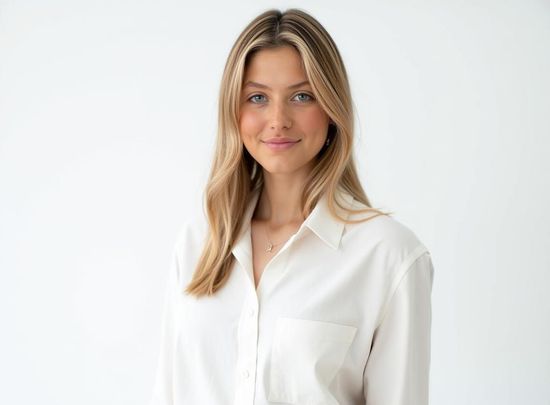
150,188,434,405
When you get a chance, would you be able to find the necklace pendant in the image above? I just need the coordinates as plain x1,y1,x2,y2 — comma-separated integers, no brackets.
266,243,273,252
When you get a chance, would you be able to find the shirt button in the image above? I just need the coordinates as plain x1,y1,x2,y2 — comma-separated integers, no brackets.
243,370,250,379
248,308,255,317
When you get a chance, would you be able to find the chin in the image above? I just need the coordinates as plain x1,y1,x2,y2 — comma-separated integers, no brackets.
263,167,295,175
260,159,314,176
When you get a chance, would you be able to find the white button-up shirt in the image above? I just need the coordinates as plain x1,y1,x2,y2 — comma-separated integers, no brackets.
150,189,434,405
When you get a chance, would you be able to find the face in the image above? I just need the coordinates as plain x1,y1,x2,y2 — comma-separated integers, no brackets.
238,45,330,176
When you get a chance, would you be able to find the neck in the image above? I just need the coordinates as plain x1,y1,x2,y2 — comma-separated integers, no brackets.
253,169,310,226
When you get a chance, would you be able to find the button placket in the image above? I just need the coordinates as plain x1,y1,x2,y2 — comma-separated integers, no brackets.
234,293,260,405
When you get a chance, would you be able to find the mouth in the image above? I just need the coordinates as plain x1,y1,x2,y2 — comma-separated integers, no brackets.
261,139,301,151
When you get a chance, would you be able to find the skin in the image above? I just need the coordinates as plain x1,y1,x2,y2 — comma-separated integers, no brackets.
238,45,331,288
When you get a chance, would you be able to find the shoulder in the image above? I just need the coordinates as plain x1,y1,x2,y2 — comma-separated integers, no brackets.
343,197,431,278
346,199,427,251
172,210,209,260
342,197,434,323
166,209,210,285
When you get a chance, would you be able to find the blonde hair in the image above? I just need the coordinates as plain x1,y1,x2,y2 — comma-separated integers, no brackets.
184,8,392,297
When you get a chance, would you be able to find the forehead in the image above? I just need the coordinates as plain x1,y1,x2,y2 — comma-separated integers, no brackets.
243,46,308,86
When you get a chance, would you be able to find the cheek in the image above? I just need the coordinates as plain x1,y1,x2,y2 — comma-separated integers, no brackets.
301,108,330,137
239,111,262,140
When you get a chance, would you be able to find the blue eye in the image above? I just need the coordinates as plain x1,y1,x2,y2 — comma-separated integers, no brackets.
294,92,313,102
246,92,315,104
248,94,267,103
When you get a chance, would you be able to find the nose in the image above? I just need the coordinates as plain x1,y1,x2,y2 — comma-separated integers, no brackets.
269,100,292,130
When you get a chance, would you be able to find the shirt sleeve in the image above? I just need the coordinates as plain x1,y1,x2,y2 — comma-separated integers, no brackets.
363,250,435,405
149,243,181,405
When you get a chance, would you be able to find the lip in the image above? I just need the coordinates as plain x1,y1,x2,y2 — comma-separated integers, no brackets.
262,137,300,144
262,138,300,151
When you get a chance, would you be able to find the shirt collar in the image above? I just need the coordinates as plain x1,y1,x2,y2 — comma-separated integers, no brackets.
304,190,354,250
235,188,355,252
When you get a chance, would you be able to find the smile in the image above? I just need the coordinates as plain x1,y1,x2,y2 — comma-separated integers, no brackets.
262,140,301,151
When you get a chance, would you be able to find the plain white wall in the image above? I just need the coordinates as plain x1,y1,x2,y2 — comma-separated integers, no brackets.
1,0,549,404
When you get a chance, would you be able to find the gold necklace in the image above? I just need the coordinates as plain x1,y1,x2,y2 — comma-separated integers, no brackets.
264,223,292,253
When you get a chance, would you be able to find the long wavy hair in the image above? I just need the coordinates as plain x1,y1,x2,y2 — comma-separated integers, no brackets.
184,8,392,297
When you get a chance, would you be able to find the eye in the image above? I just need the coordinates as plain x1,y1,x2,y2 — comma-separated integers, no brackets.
245,92,315,104
293,92,314,102
247,94,267,104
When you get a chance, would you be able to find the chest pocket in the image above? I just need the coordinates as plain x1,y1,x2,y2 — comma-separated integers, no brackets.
267,317,357,404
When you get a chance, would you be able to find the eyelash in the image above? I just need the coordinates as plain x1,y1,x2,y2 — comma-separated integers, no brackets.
247,92,315,104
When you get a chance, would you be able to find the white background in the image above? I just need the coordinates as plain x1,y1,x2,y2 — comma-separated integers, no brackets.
1,0,549,404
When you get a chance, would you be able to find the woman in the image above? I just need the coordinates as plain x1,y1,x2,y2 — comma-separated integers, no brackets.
150,8,434,405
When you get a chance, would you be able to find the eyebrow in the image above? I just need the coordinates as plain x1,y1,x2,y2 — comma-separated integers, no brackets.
243,80,311,90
